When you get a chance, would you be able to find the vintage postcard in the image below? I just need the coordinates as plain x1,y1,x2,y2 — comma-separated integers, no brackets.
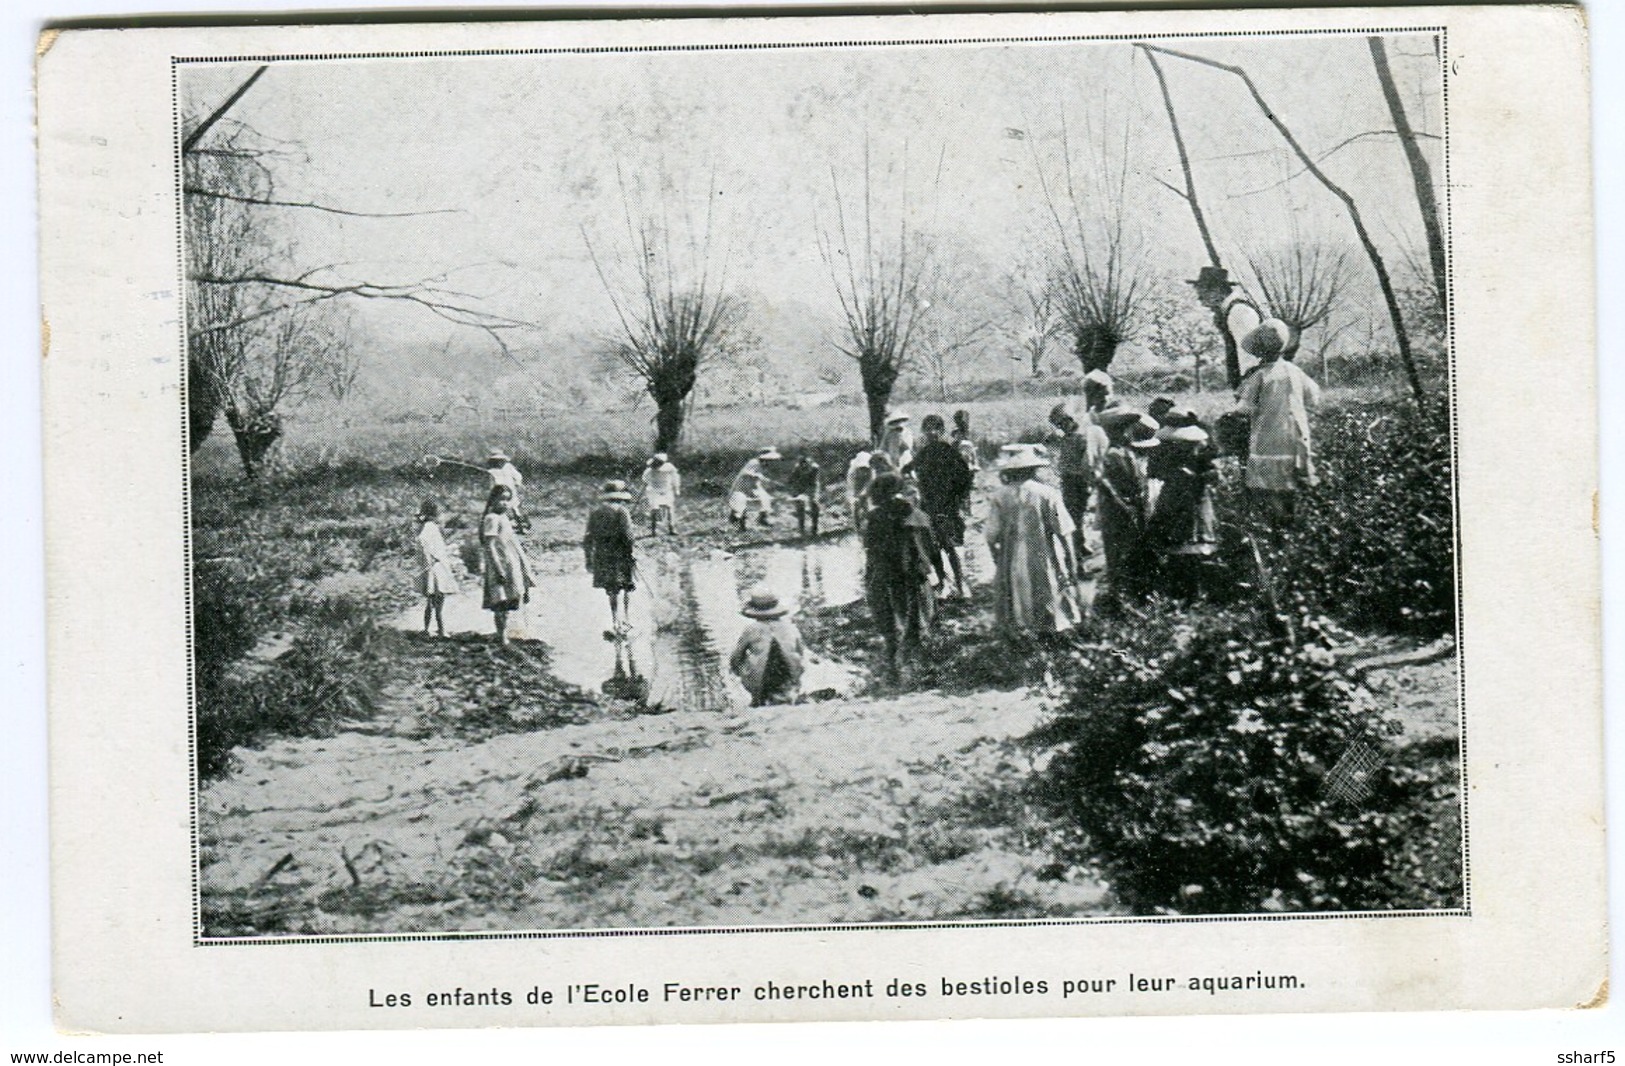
36,5,1602,1032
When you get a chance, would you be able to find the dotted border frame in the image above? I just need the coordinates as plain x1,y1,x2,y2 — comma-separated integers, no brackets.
172,23,1468,949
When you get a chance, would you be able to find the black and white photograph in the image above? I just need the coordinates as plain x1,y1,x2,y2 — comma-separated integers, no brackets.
30,3,1609,1037
182,28,1465,938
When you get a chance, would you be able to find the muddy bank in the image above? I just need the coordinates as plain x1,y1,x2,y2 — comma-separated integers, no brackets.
199,687,1117,935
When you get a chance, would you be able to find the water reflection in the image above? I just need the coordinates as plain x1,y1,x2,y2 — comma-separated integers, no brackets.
397,534,873,713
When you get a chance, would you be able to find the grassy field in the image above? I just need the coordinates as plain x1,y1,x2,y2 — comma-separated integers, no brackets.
193,379,1395,483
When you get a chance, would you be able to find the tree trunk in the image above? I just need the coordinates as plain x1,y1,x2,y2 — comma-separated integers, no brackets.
1369,36,1448,321
187,355,221,451
1074,326,1119,375
1139,45,1235,389
859,354,899,446
654,398,687,455
225,406,283,480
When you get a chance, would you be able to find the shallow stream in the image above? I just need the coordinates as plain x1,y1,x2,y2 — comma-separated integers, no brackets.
394,532,996,712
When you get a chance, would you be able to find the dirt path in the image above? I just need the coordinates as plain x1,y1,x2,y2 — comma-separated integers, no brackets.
199,669,1118,935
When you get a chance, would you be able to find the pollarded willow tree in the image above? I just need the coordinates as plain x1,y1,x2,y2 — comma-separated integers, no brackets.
183,66,537,478
817,145,937,444
583,171,745,455
184,119,357,477
1034,120,1150,376
1247,244,1351,344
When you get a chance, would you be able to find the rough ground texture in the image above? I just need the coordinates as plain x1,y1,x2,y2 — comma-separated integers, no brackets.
195,466,1459,935
200,676,1118,936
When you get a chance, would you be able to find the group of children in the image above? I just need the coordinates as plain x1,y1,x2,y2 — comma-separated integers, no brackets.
412,449,537,645
410,319,1315,698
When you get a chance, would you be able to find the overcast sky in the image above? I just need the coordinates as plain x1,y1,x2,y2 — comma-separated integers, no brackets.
180,31,1444,361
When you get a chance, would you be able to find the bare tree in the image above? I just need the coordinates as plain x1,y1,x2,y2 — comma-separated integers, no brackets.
1034,120,1149,376
1003,263,1066,378
1247,244,1352,341
907,239,1001,401
1137,43,1428,405
818,147,934,443
1139,285,1219,392
584,174,743,455
182,68,538,477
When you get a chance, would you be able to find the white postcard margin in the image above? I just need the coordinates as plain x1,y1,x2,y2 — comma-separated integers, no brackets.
36,5,1603,1033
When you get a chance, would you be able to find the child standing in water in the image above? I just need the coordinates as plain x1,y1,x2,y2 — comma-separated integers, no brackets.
640,452,681,536
415,500,458,637
481,485,534,645
584,480,638,636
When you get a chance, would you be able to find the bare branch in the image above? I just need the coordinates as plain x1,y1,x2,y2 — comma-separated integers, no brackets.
1223,129,1442,200
1139,41,1428,405
182,187,461,218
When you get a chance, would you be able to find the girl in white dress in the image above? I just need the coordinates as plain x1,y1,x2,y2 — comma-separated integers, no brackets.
414,500,458,637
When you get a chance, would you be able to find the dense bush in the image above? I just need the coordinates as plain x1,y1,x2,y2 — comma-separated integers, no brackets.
195,588,392,780
1216,398,1455,637
1035,604,1458,914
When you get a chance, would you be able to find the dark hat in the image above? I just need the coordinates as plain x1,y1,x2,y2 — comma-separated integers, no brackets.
416,500,440,520
1186,265,1232,289
870,472,906,500
1096,407,1145,430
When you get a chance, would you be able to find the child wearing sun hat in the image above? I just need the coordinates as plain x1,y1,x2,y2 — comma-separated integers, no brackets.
584,480,638,636
728,586,805,706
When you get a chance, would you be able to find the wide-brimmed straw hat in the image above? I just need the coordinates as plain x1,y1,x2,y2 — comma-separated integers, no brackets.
486,448,512,463
756,448,783,461
741,586,790,620
1155,407,1201,440
1167,425,1210,445
885,410,910,425
652,452,669,464
1082,369,1114,390
600,480,634,502
998,443,1051,471
1128,415,1162,449
1242,319,1295,359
